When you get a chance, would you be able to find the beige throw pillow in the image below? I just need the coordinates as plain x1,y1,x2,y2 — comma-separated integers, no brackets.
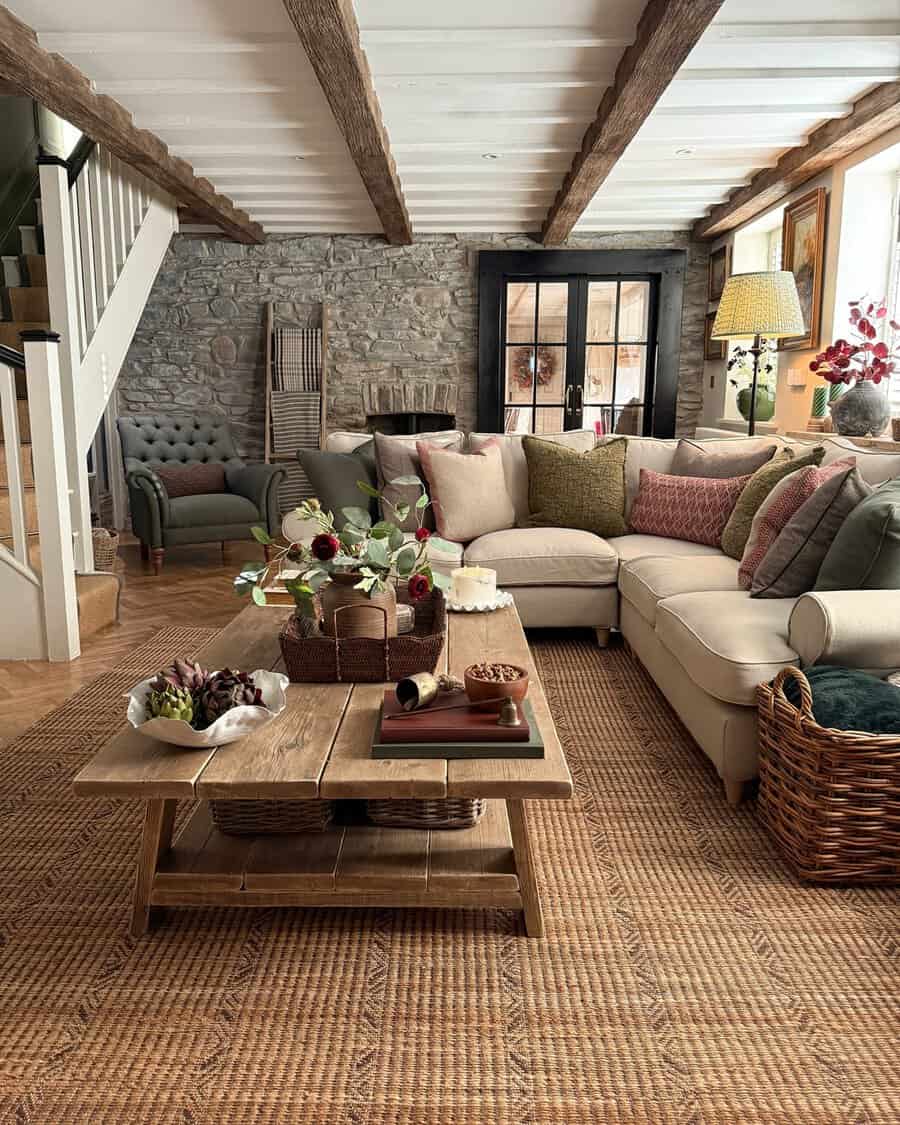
670,438,778,479
416,439,515,543
374,431,463,531
523,435,627,537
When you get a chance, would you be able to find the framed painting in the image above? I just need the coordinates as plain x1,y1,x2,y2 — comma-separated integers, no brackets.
705,312,726,360
780,187,826,351
708,243,731,303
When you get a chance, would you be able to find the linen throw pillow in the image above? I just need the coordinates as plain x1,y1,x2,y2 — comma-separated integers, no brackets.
720,447,825,560
298,440,377,530
416,439,515,543
815,478,900,591
628,469,750,547
374,432,463,532
154,462,226,498
751,467,872,598
670,438,777,479
738,458,856,589
523,434,627,537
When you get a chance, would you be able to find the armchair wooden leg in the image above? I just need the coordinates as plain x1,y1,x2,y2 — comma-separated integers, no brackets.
140,543,150,562
151,548,164,575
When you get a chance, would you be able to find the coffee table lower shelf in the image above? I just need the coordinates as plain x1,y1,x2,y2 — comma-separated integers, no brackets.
135,797,544,938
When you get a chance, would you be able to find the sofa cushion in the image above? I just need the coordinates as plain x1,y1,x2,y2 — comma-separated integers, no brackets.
655,591,798,706
629,468,750,547
816,478,900,591
619,555,741,627
524,435,627,536
609,534,725,563
167,492,260,529
154,462,226,498
470,430,595,524
374,431,464,532
298,441,378,530
464,527,618,587
670,437,778,479
417,438,515,542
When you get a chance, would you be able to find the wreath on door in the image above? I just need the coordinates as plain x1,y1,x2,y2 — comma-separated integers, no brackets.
510,345,558,389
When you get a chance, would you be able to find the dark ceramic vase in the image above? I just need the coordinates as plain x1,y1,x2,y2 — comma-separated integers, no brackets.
830,380,891,437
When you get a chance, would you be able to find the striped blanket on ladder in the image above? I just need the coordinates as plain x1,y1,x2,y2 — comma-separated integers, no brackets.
270,326,323,513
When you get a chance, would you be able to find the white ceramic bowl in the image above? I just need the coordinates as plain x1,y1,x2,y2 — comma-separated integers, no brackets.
126,669,289,747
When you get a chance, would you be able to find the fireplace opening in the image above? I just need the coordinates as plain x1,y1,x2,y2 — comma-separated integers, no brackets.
361,380,458,435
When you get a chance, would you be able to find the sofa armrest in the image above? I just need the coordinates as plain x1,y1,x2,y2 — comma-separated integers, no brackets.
125,461,170,542
226,462,286,534
789,590,900,674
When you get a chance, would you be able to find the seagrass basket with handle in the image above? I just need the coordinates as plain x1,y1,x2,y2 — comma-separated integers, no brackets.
757,667,900,884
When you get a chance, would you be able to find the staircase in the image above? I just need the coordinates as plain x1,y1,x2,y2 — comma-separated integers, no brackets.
0,141,178,661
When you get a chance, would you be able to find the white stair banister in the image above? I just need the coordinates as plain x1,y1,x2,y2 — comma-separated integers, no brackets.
21,330,80,662
0,356,29,567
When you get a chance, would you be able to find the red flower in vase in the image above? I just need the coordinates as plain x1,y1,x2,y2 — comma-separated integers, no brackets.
310,533,340,562
414,527,431,542
408,574,431,601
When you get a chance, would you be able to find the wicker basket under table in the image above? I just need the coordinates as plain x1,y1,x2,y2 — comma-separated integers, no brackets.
367,798,486,830
757,667,900,884
210,799,334,836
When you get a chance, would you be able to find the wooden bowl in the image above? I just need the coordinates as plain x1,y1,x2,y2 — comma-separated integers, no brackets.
464,663,529,712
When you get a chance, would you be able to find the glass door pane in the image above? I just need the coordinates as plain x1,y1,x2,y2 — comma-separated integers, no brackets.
503,280,569,435
580,279,652,436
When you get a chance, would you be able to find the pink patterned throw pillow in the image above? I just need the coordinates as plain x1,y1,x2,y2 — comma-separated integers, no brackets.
738,457,856,589
628,469,751,547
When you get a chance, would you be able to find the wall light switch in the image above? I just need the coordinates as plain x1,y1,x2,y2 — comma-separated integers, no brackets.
786,367,807,388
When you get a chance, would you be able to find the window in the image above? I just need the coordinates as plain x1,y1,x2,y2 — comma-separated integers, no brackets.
479,250,686,437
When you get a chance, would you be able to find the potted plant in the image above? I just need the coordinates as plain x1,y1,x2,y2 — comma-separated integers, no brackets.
235,475,453,641
810,297,900,437
728,342,776,424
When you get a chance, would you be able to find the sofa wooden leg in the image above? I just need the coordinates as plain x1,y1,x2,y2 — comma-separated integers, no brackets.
151,548,164,575
140,543,149,562
723,778,745,807
594,627,611,648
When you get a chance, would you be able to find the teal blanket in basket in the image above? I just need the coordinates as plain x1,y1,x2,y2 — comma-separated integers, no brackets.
783,667,900,734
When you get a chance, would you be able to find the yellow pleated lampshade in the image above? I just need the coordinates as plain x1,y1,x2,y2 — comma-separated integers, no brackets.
710,271,804,341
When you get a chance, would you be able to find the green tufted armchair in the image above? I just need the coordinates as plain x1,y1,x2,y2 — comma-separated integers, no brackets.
117,413,285,574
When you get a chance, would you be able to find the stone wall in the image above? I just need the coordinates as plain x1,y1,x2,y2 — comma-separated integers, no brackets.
118,232,709,460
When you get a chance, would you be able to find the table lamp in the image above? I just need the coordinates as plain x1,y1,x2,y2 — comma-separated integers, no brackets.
710,271,804,435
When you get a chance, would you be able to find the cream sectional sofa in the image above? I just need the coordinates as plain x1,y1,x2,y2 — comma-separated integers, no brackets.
324,429,900,806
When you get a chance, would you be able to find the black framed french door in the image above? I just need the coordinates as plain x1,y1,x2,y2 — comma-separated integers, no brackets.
478,249,687,437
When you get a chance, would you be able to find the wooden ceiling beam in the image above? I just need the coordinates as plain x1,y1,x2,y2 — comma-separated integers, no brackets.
283,0,412,245
540,0,726,246
694,81,900,241
0,3,263,244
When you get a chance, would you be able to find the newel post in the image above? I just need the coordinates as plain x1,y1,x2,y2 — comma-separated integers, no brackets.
21,330,81,661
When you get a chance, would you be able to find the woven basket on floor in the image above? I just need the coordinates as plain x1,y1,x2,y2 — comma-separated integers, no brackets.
367,798,486,830
210,799,334,836
91,528,119,572
757,667,900,884
280,588,445,683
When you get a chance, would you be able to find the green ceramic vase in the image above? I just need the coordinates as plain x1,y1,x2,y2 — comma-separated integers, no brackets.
736,385,776,424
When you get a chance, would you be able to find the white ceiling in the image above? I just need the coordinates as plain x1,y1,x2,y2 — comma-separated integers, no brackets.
6,0,900,237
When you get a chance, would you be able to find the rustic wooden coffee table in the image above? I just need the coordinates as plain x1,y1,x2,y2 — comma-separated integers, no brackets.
74,603,572,939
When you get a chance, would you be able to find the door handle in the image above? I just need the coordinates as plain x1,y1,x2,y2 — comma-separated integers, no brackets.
565,385,573,414
576,386,584,412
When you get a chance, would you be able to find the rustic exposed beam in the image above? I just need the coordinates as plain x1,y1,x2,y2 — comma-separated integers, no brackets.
540,0,726,245
694,81,900,240
0,4,263,244
283,0,412,245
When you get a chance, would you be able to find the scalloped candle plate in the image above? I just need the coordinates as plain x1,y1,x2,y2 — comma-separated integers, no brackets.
447,590,514,614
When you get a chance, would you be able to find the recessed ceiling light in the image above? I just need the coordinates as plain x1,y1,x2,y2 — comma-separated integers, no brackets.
674,147,695,157
481,153,500,160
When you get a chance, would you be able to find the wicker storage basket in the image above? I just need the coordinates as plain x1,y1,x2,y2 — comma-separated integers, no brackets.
367,798,486,830
757,667,900,884
210,799,334,836
91,528,119,571
280,588,445,683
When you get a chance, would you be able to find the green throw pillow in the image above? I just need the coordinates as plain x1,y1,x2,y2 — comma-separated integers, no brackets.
721,447,824,560
815,478,900,591
523,434,627,537
298,440,377,530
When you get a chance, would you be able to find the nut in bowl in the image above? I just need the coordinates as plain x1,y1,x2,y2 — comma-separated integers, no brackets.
464,661,529,712
126,656,288,747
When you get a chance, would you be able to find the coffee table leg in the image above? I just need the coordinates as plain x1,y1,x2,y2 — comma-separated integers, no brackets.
506,799,544,938
131,798,177,938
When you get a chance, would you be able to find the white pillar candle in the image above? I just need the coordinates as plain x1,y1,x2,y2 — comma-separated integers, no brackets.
450,566,497,607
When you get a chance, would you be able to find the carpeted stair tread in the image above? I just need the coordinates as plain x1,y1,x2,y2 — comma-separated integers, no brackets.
75,571,122,640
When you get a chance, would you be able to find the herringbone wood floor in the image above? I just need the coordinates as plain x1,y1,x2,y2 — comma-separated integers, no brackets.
0,536,264,746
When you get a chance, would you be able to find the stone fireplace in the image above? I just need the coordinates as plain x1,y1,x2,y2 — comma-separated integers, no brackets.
362,378,459,435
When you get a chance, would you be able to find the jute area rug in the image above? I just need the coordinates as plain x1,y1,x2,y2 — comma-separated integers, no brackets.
0,626,897,1124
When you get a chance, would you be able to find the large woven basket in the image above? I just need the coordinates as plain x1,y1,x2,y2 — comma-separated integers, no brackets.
280,588,446,683
367,798,486,830
91,528,119,572
210,799,334,836
757,667,900,884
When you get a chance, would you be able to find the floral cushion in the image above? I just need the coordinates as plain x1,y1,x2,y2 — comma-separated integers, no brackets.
628,469,750,548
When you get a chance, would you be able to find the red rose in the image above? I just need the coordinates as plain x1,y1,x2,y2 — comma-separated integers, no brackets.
408,573,430,601
414,527,431,542
310,533,339,562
